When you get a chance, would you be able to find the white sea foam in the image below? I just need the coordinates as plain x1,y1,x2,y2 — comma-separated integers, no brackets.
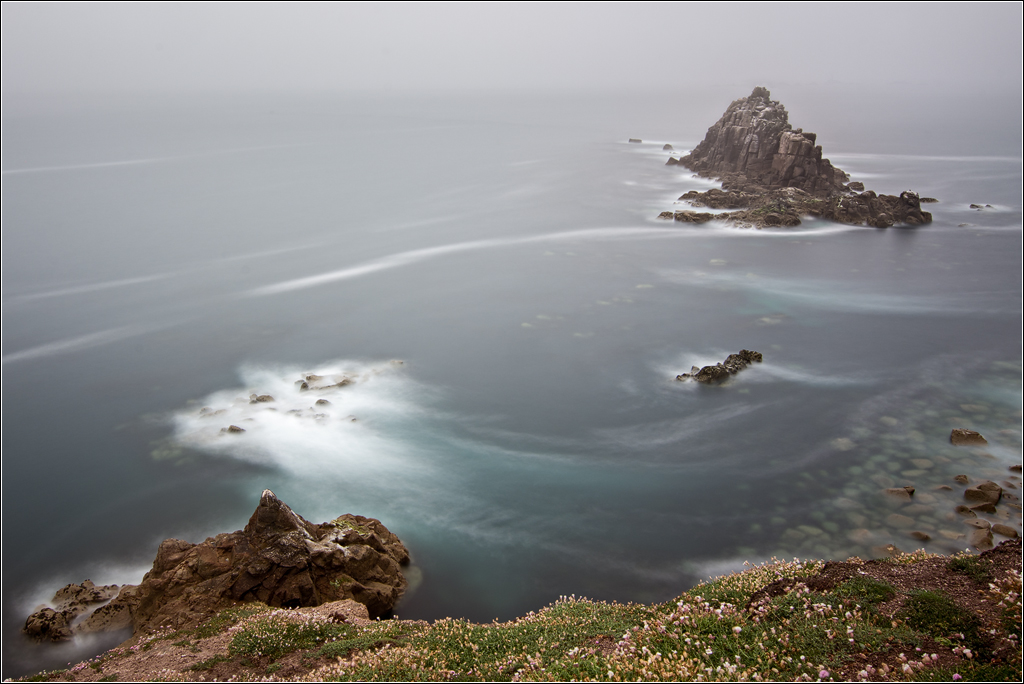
828,152,1022,164
595,404,761,450
171,360,431,478
741,363,872,387
655,269,968,314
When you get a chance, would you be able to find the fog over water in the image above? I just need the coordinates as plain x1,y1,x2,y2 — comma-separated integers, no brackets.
2,4,1022,679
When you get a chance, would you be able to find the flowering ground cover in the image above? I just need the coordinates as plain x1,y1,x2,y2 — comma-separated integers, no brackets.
18,540,1020,682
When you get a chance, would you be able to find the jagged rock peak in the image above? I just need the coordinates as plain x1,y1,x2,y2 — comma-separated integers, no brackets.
680,86,848,197
245,488,315,540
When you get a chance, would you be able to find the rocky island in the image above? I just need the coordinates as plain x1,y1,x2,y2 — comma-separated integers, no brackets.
661,87,934,228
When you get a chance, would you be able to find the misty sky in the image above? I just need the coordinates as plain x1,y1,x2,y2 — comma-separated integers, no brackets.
3,3,1021,95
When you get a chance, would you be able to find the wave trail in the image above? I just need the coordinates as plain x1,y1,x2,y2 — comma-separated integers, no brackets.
6,274,170,303
1,143,314,176
2,326,155,365
246,226,688,297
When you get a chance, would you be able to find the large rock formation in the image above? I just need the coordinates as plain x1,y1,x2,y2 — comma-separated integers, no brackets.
676,86,848,196
662,88,933,228
25,490,410,640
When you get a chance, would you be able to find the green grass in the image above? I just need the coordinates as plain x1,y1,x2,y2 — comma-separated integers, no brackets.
948,554,994,585
898,590,983,650
308,556,1019,682
229,611,358,661
20,553,1021,683
833,576,897,607
187,654,232,671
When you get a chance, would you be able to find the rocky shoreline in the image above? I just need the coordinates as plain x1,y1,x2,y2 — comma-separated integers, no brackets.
24,491,409,644
15,540,1021,682
18,445,1020,682
659,87,934,229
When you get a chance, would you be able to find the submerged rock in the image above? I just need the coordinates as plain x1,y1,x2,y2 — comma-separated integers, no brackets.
56,490,410,639
884,486,915,501
992,523,1019,538
969,527,994,550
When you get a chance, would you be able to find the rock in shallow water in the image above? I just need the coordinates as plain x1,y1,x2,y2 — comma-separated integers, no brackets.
950,428,988,446
964,480,1003,505
23,580,121,642
677,349,762,384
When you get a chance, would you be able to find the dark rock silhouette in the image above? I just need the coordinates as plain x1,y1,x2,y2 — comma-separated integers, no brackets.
676,349,763,383
661,88,933,228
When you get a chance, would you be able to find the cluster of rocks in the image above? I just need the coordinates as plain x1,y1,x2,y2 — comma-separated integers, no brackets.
24,490,410,641
198,372,365,434
23,580,121,642
676,349,763,384
879,429,1020,551
660,87,934,228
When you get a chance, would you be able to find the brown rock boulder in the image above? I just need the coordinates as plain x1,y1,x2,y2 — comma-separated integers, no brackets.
964,481,1002,505
84,490,409,637
969,527,994,550
992,524,1019,539
23,580,121,642
884,486,915,501
673,211,716,224
23,608,72,642
950,428,988,445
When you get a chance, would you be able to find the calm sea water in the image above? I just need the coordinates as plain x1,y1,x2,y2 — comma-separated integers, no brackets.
2,88,1021,677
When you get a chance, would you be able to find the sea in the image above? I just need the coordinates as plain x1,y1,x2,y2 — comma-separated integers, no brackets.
2,86,1021,678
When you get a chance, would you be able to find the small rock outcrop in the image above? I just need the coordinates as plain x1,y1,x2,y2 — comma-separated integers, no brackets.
662,88,933,228
22,580,121,641
26,491,410,640
677,349,763,384
964,481,1003,505
950,428,988,445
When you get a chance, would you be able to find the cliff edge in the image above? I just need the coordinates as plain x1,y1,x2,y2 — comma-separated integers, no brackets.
24,490,410,642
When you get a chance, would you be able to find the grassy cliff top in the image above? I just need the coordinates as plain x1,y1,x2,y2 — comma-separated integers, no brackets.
20,541,1021,682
